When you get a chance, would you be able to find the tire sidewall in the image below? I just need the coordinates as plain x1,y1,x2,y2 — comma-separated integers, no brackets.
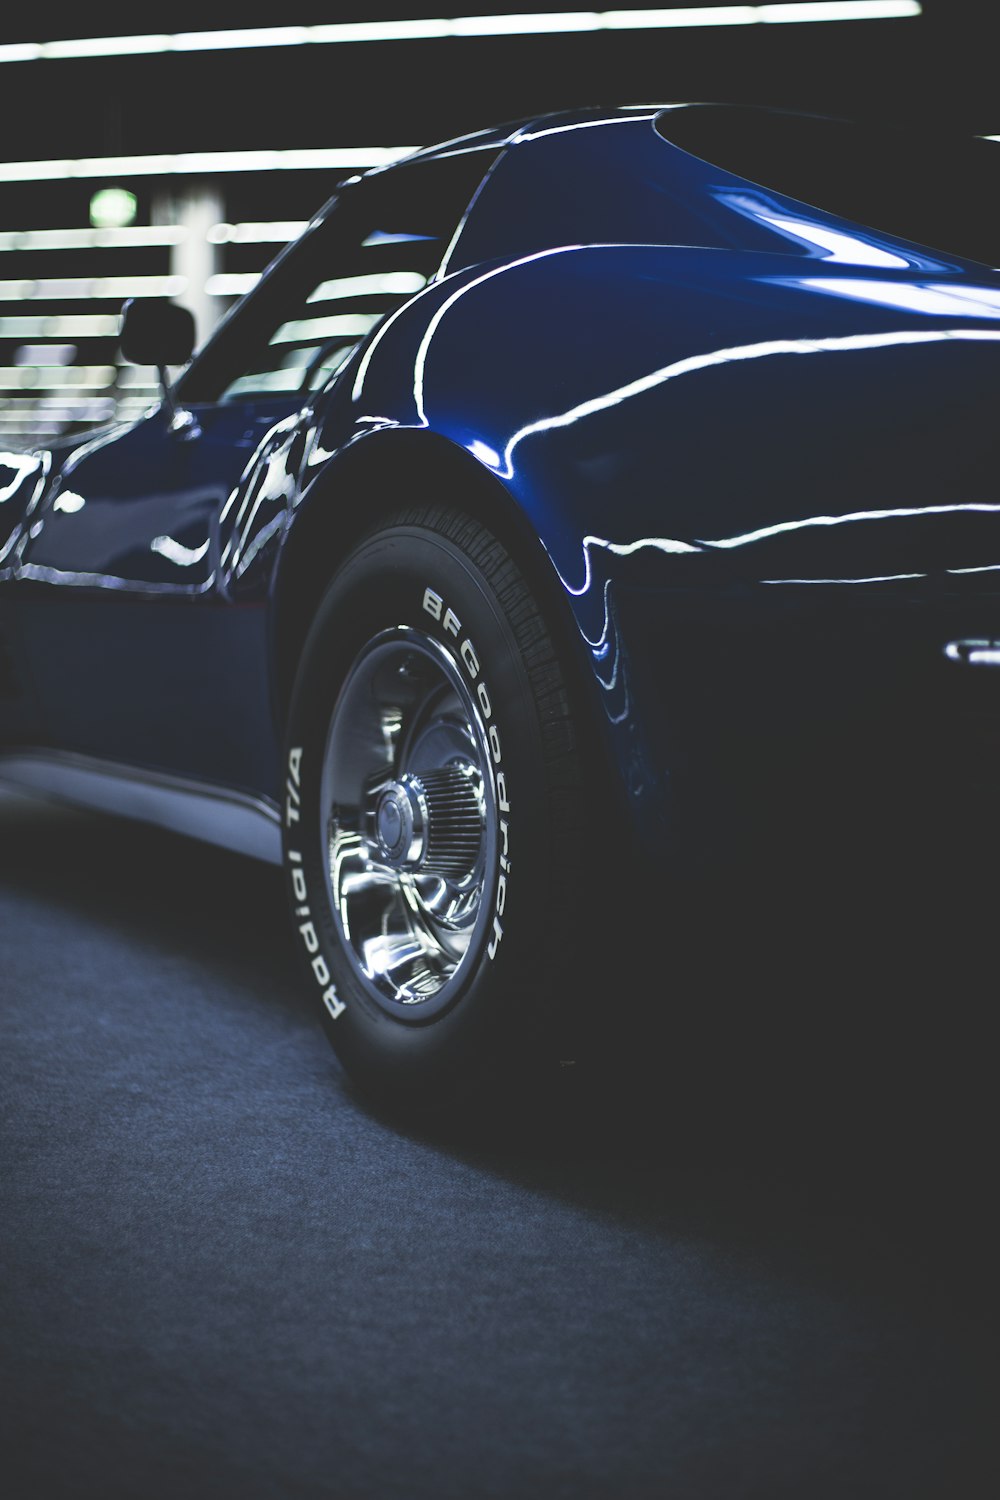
282,522,557,1098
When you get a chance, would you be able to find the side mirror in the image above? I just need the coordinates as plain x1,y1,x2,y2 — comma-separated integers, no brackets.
119,298,195,369
119,298,196,425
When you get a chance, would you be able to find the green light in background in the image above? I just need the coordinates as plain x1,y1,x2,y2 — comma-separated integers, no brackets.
89,187,137,229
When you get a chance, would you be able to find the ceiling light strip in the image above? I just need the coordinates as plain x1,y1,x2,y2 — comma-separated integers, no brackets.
0,223,308,252
0,148,416,183
0,316,125,336
0,227,187,251
0,5,924,65
0,276,188,301
0,367,118,388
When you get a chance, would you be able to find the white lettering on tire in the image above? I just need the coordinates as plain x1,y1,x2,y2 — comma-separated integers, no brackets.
286,768,345,1021
423,584,510,959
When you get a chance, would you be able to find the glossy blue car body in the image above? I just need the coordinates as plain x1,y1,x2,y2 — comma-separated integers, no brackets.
2,105,999,877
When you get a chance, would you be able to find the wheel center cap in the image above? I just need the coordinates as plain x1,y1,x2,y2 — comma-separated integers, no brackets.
369,767,484,879
376,797,403,851
373,780,423,865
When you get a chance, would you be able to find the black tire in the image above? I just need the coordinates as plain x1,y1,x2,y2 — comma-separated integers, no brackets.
281,505,587,1108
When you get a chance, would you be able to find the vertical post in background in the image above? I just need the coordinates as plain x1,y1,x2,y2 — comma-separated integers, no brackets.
156,183,225,353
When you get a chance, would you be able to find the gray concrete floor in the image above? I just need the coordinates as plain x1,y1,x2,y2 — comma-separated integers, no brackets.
0,786,991,1499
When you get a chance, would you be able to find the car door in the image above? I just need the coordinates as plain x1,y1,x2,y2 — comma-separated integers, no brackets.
13,150,496,799
16,391,306,794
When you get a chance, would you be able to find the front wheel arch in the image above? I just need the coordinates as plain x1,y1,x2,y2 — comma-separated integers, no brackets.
271,429,594,736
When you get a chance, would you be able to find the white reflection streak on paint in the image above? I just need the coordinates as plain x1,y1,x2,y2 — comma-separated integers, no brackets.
800,279,1000,318
500,327,1000,480
760,572,926,584
235,514,285,577
758,215,910,267
151,534,210,567
467,439,501,467
52,490,86,512
704,501,1000,550
411,247,580,423
352,295,429,402
0,452,39,502
558,534,700,600
512,114,657,143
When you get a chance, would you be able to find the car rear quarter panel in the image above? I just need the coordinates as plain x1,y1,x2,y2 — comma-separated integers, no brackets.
329,239,1000,859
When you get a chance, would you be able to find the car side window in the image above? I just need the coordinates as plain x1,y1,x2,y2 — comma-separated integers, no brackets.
203,150,499,406
216,231,439,403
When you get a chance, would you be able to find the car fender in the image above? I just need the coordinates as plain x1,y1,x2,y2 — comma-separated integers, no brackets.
294,242,1000,851
340,242,1000,584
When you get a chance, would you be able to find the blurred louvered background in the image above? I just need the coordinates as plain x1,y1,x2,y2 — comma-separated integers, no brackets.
0,1,993,451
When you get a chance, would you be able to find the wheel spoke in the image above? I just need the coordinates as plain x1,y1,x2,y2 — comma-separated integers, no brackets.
321,629,496,1013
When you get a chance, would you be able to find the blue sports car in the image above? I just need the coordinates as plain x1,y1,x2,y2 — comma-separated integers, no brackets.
2,105,998,1103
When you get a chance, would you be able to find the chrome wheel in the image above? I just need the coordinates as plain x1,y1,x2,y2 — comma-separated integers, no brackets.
320,626,497,1017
